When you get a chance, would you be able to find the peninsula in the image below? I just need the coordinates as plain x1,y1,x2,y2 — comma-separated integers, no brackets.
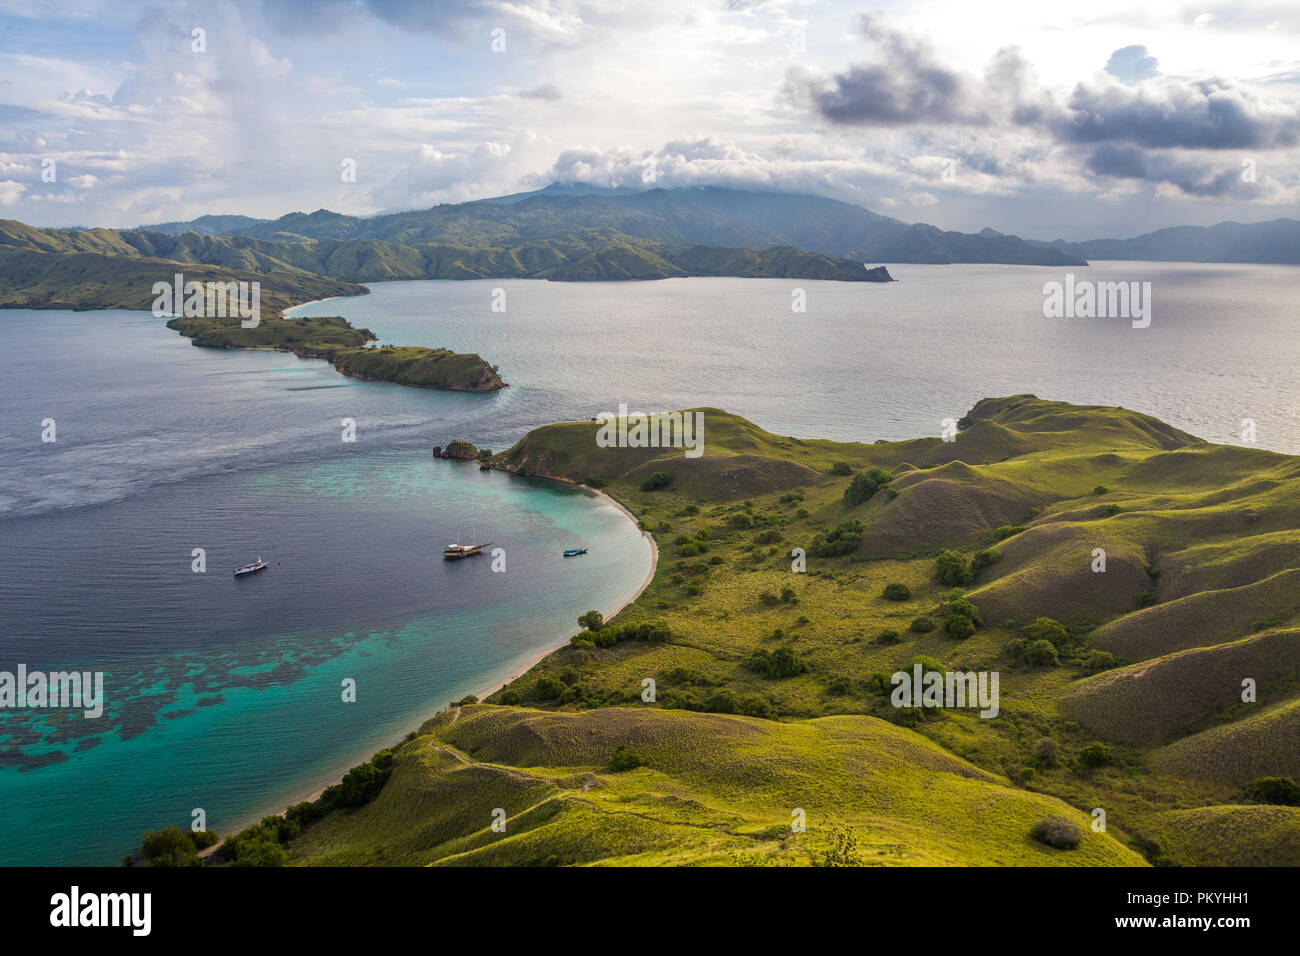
166,314,506,392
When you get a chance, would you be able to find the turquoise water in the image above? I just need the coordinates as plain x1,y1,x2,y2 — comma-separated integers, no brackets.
4,262,1295,864
0,310,650,865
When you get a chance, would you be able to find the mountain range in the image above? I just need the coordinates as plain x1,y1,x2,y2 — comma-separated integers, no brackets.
3,186,1296,314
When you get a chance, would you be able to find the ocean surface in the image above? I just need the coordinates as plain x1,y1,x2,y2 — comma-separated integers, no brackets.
1,261,1295,864
290,262,1300,454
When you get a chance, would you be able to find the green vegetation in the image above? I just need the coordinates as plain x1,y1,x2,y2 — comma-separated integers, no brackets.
138,825,218,867
137,393,1300,865
0,216,893,313
166,315,505,392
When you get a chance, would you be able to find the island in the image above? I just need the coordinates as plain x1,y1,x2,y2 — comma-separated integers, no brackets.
165,314,507,392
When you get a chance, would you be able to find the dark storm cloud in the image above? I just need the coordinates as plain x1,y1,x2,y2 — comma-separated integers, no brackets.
785,13,988,126
1085,143,1149,178
1104,45,1160,84
792,16,1299,154
1086,144,1253,198
1054,79,1300,149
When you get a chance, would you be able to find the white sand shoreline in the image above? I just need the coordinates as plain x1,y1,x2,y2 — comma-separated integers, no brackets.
234,480,658,833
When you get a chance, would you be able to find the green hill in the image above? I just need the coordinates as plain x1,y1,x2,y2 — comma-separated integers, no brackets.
146,395,1300,867
287,706,1143,867
0,217,894,314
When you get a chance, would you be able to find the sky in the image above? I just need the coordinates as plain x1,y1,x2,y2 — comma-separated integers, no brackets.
0,0,1296,239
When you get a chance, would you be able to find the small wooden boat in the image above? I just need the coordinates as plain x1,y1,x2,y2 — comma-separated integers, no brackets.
563,548,588,557
444,532,490,560
234,557,268,576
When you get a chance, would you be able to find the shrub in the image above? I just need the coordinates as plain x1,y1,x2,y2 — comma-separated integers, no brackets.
970,548,1001,573
830,461,853,476
189,828,220,851
321,750,395,810
992,525,1025,541
1100,503,1122,517
1093,485,1110,495
141,826,201,867
609,745,644,772
943,615,976,640
739,696,772,718
533,676,566,700
882,582,911,601
759,590,781,606
814,825,862,867
1079,649,1116,673
1032,738,1060,767
1030,816,1083,850
933,550,972,586
578,610,604,631
875,629,901,646
641,472,673,491
909,616,935,633
705,690,738,713
844,468,892,505
232,838,288,867
780,586,797,603
746,646,809,679
938,589,980,639
809,520,863,557
1077,742,1114,768
1026,616,1070,648
1013,638,1059,667
730,513,754,529
1243,777,1300,806
827,676,852,696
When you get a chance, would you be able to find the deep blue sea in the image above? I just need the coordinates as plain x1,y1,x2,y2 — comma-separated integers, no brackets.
1,261,1295,864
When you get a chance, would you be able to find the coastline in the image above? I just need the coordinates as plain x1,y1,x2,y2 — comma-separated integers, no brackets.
222,479,658,841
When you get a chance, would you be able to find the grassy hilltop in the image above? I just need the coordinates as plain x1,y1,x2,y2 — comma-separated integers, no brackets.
167,314,506,392
150,396,1300,867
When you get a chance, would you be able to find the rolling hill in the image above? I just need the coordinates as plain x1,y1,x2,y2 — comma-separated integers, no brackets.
173,396,1300,867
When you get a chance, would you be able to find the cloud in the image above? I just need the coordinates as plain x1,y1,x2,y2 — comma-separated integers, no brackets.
519,84,563,101
1104,45,1160,84
784,13,988,127
1054,78,1300,149
0,181,28,206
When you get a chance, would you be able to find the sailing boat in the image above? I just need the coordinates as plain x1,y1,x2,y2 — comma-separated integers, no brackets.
234,557,269,576
443,531,490,560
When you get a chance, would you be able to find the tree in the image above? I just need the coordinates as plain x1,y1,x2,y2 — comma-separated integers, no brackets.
140,826,201,867
933,550,972,586
609,745,644,772
1027,616,1070,648
578,610,604,631
844,468,892,506
882,582,911,601
641,471,673,491
1077,742,1114,768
